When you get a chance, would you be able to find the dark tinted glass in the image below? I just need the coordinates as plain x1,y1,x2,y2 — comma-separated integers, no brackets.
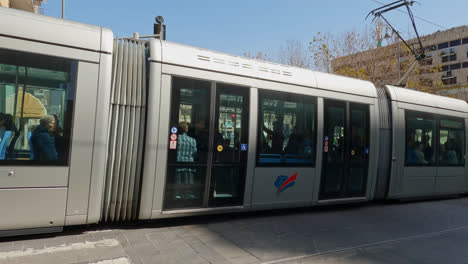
349,105,369,193
438,42,449,50
0,49,75,165
463,38,468,44
165,77,211,209
463,62,468,68
439,118,465,166
441,65,449,71
405,111,436,166
449,39,461,47
257,90,316,166
450,63,461,70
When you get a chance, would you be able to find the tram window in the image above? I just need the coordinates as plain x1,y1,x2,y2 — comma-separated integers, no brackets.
0,49,75,165
439,118,465,166
165,77,211,209
405,111,436,166
257,90,316,166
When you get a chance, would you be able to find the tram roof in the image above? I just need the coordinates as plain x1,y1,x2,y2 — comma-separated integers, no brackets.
150,39,378,98
0,7,112,54
385,85,468,113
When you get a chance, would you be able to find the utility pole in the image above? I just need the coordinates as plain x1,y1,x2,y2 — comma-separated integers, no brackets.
62,0,64,19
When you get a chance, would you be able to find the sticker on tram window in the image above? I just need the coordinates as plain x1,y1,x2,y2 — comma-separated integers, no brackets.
241,144,247,151
217,145,223,152
274,172,297,195
324,146,328,152
170,127,178,134
365,148,369,154
170,134,178,141
351,150,356,156
169,140,177,150
324,141,328,146
324,136,329,141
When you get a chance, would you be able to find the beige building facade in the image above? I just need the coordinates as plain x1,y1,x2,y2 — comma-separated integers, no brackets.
333,25,468,100
0,0,46,14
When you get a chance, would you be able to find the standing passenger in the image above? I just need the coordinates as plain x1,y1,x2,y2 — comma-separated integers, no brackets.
31,115,58,161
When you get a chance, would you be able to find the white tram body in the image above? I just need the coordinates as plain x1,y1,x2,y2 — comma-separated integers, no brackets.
0,7,466,235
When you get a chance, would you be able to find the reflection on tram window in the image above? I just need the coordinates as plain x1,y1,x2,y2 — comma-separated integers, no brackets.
439,118,465,166
405,111,435,166
215,93,244,163
0,49,75,165
257,90,316,165
165,77,211,209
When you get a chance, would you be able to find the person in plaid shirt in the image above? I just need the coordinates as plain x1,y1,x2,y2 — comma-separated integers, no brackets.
177,122,197,163
175,122,198,199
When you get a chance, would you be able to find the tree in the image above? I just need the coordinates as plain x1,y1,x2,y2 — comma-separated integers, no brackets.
278,40,311,68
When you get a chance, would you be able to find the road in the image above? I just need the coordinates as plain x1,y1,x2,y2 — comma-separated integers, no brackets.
1,197,468,264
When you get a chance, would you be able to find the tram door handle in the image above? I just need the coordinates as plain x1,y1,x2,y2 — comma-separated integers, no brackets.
8,170,14,177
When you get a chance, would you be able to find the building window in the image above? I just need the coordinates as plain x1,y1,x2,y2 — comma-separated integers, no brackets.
405,111,436,166
438,42,449,50
449,63,461,70
425,45,437,51
442,77,457,85
257,90,316,166
439,118,465,166
463,38,468,44
419,79,433,87
440,65,449,72
463,62,468,68
441,48,456,63
449,39,461,47
420,52,433,66
0,49,76,165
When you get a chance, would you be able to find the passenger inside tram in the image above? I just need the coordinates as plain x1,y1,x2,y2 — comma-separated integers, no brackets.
0,113,16,137
30,115,58,161
262,120,285,153
440,140,459,165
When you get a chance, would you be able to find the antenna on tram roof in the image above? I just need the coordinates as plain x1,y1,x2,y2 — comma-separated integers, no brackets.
154,16,166,40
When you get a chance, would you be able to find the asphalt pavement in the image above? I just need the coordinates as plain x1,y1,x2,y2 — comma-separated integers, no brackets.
1,197,468,264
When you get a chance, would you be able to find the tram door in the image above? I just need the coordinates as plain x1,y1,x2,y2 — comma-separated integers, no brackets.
164,77,249,210
319,100,369,200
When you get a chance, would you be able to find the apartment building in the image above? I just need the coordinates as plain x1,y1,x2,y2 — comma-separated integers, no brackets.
333,25,468,100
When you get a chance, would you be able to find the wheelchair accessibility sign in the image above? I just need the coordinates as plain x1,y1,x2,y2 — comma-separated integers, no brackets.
241,144,247,151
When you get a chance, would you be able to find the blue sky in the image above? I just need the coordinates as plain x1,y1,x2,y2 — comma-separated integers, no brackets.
43,0,467,58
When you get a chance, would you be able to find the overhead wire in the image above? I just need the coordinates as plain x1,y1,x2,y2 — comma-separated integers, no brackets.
369,0,448,30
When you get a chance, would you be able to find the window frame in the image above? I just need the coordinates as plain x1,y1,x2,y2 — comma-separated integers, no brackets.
438,115,465,167
404,110,437,167
404,110,465,167
0,49,77,166
256,89,317,167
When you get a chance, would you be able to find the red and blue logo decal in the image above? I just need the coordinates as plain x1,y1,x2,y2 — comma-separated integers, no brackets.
274,172,297,194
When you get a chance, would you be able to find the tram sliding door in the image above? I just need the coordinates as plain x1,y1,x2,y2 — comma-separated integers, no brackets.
320,99,370,199
164,77,249,210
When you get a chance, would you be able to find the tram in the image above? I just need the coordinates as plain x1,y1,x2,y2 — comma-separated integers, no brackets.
0,7,466,236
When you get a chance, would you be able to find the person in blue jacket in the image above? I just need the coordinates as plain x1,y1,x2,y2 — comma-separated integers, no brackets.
31,115,58,161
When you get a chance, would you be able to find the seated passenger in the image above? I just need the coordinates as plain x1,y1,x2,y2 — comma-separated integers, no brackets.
31,115,58,161
0,113,17,138
445,140,458,165
406,138,418,164
414,142,428,164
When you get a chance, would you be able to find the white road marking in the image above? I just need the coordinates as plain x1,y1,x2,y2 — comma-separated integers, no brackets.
89,257,131,264
0,238,120,259
84,229,114,234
